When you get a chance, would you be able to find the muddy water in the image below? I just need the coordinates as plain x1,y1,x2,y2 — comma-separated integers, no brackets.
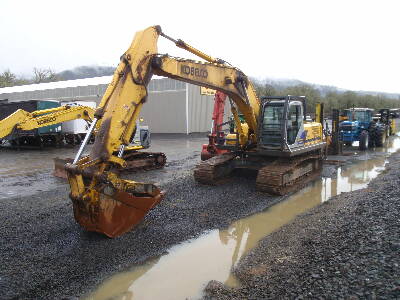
85,136,400,300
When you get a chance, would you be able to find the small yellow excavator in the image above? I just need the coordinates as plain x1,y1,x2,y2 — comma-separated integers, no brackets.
64,25,327,237
0,104,166,177
0,104,95,140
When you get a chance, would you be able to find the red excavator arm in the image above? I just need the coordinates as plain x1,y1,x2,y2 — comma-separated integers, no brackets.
201,91,229,160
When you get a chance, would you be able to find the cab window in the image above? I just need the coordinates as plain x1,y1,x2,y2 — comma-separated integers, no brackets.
287,103,303,144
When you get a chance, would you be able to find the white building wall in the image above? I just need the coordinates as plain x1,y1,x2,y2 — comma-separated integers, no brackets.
187,85,214,133
140,90,187,133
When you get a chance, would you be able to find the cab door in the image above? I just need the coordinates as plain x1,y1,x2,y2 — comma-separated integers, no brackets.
287,101,303,146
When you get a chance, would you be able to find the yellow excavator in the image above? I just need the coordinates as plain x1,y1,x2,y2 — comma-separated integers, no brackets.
65,25,326,237
0,104,95,140
0,104,166,177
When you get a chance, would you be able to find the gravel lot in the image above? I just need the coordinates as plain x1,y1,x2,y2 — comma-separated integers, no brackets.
204,152,400,299
1,134,399,299
0,135,282,300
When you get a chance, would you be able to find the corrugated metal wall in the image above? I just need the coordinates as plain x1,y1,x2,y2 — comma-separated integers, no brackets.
188,84,214,133
187,85,232,133
140,90,187,133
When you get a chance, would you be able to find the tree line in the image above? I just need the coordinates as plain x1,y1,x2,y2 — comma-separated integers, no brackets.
0,66,114,88
253,81,400,113
0,68,60,87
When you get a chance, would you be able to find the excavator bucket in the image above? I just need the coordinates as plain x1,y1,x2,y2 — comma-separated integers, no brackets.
69,174,163,238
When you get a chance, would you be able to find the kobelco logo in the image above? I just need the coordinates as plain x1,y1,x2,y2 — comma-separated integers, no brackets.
37,116,57,125
181,65,208,78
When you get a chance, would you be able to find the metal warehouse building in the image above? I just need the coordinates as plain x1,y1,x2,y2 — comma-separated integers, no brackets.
0,77,229,134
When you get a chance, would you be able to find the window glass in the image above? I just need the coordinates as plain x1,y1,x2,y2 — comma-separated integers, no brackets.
263,105,283,127
345,110,370,122
287,103,302,144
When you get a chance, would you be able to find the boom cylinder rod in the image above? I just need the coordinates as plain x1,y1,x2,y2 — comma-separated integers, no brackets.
159,31,222,64
73,118,98,164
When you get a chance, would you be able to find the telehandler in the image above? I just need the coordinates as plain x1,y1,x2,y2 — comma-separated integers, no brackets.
64,25,327,237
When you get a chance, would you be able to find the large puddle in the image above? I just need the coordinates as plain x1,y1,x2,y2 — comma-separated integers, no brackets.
85,136,400,300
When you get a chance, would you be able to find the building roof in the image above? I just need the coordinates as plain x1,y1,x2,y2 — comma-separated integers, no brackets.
0,76,113,94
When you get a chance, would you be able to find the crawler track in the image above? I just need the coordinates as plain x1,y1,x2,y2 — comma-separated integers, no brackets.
193,153,236,184
256,154,322,195
54,151,167,179
122,151,167,171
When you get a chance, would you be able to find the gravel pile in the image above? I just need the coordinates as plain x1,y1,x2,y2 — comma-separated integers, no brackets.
204,153,400,299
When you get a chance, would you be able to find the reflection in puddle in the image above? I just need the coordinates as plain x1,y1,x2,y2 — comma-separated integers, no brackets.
86,136,400,300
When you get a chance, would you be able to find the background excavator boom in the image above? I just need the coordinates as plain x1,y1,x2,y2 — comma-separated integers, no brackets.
0,104,94,139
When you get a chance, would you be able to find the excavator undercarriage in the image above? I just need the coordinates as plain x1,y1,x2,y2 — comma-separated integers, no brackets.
194,150,323,195
54,150,166,178
195,96,326,195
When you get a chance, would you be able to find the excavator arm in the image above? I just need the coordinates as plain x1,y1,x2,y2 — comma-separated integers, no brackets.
0,105,94,139
152,55,259,141
65,25,260,237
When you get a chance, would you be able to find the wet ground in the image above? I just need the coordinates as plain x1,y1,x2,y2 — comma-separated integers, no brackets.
85,136,400,300
0,133,205,199
205,148,400,299
1,133,399,299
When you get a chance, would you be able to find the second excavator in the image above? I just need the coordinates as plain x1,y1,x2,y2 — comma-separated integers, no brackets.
0,102,166,177
65,25,326,237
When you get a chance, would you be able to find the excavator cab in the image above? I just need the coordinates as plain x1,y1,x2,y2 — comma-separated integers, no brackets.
259,96,308,153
